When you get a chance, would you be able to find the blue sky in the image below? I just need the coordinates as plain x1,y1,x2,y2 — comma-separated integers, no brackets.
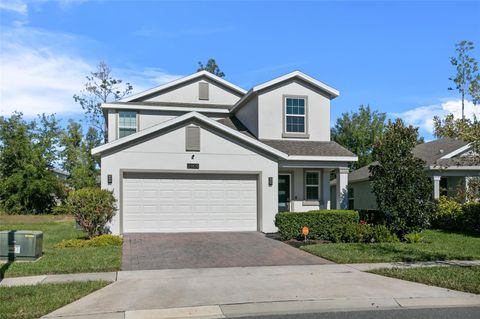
1,0,479,139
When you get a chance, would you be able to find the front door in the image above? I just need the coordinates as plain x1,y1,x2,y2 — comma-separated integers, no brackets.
278,174,291,212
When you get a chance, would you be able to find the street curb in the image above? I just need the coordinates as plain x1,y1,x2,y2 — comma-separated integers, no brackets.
41,297,480,319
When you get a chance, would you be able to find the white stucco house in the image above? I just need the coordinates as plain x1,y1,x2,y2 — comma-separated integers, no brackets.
341,138,480,210
92,70,357,234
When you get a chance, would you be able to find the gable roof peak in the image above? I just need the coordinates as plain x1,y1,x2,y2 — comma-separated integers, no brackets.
119,70,247,103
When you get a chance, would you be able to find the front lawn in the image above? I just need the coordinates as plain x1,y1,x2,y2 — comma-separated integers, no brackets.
0,281,109,319
0,215,121,278
370,266,480,294
301,229,480,263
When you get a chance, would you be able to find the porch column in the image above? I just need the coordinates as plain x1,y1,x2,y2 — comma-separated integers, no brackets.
465,176,471,202
321,169,331,209
433,175,441,199
336,167,349,209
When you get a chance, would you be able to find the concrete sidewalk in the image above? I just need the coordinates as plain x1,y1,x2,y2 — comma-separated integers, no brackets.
2,260,479,287
0,260,480,287
42,264,480,319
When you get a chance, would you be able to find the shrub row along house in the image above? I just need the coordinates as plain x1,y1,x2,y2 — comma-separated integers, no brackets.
92,71,357,234
336,138,480,210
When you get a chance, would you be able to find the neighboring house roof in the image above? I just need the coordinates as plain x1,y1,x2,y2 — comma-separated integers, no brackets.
119,70,247,103
231,71,340,113
412,138,469,166
349,138,475,183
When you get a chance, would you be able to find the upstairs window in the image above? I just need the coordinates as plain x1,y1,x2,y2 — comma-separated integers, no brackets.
118,111,137,138
285,97,306,133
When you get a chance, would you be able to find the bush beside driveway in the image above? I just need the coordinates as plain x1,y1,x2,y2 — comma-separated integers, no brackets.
0,215,121,278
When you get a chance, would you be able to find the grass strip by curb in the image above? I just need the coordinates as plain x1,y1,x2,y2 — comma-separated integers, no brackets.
0,280,110,319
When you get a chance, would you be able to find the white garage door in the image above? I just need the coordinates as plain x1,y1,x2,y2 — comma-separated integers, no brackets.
122,173,258,233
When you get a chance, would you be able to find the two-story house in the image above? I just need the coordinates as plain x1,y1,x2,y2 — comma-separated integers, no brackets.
92,70,357,234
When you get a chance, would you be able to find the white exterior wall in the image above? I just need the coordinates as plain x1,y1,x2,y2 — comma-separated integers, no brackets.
235,97,259,137
101,124,279,234
257,80,331,141
107,109,227,142
144,77,242,105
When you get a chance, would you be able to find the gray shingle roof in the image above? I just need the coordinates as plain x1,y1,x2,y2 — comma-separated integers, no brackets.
215,117,356,158
412,138,468,166
349,138,474,182
216,117,255,138
259,139,356,157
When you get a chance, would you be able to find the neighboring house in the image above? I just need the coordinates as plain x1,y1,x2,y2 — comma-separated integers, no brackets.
92,70,357,234
338,138,480,210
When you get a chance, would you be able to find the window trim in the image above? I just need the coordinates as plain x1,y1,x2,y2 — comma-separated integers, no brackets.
118,110,138,139
282,95,309,138
304,170,320,201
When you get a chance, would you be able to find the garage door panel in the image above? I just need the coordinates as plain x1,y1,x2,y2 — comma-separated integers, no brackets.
122,174,258,233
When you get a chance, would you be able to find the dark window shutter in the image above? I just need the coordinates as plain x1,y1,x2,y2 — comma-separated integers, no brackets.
199,82,209,100
186,126,200,151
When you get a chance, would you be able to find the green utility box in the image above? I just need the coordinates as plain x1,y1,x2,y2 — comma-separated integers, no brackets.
0,230,43,261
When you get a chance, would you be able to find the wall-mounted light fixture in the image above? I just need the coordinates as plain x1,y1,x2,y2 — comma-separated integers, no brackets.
107,174,112,185
268,177,273,186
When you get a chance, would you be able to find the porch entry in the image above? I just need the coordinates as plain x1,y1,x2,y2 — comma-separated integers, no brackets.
278,174,291,212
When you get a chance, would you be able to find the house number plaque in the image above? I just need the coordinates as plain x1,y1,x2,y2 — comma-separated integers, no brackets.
187,163,199,169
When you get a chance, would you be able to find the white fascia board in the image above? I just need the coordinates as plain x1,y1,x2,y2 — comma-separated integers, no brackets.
440,144,472,159
253,71,339,97
101,103,230,114
287,155,358,162
92,111,288,158
119,71,247,102
429,165,480,171
231,71,339,113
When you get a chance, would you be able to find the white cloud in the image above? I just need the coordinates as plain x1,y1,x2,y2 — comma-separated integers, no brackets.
0,26,181,118
0,27,94,117
392,99,480,136
0,0,28,15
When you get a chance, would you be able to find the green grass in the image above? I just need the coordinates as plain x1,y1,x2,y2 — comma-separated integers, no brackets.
370,266,480,294
0,281,109,319
0,215,121,278
301,229,480,263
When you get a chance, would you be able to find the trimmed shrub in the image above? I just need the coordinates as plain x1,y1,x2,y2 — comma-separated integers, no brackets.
433,197,463,230
67,188,116,238
275,210,359,241
370,224,399,243
55,235,122,248
404,232,424,243
332,223,398,243
462,202,480,233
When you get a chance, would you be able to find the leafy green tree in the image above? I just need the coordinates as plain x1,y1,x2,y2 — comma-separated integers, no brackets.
197,58,225,77
0,113,64,214
60,121,99,189
433,114,480,154
369,119,434,237
74,61,133,143
331,105,387,169
448,41,480,118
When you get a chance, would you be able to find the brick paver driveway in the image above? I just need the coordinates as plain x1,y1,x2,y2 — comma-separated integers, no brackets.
122,232,332,270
